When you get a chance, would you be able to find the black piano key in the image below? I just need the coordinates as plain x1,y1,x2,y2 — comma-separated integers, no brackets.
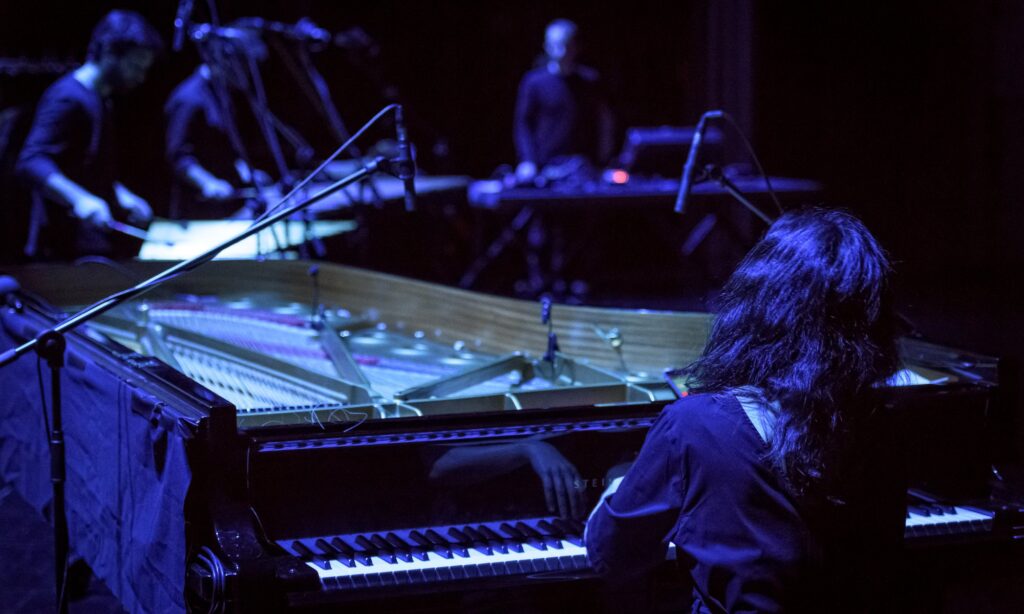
355,534,389,565
908,505,931,517
291,541,331,570
355,534,377,554
373,533,411,563
449,527,492,556
546,518,584,547
313,538,355,568
411,530,452,559
427,529,469,558
499,522,526,540
483,525,522,553
466,525,507,554
291,540,315,559
384,531,417,556
392,532,430,562
501,522,544,551
517,521,561,549
331,536,371,566
368,534,399,564
314,538,339,557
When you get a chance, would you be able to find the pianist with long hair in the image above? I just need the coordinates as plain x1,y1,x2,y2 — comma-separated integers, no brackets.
586,208,906,612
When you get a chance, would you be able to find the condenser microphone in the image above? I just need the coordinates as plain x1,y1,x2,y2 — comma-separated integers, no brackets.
674,109,724,215
394,106,417,212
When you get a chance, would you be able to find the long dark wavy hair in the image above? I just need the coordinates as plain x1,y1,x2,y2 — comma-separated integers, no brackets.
683,208,899,496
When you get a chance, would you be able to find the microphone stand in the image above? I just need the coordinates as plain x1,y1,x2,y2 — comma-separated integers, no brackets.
701,164,774,225
0,155,404,614
271,37,385,208
192,35,274,255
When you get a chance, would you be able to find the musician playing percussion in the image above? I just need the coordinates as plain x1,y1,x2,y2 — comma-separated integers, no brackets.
16,10,161,260
165,23,311,219
513,19,614,185
586,209,906,612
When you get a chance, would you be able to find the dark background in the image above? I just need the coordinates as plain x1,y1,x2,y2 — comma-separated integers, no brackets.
1,3,1023,610
1,0,1021,452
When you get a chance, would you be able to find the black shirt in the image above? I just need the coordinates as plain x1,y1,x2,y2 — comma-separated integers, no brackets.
586,393,906,613
16,72,122,258
514,65,605,167
164,69,243,218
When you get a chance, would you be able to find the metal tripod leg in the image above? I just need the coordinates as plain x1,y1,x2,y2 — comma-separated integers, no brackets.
459,206,535,288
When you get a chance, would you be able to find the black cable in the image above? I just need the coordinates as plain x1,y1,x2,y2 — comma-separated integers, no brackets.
35,355,51,437
720,111,782,216
71,256,144,284
57,556,69,614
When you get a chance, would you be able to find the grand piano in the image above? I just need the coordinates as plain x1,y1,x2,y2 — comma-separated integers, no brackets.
0,260,1016,612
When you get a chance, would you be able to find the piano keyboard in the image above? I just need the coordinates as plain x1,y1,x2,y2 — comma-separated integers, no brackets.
905,502,994,539
280,502,998,590
278,517,590,590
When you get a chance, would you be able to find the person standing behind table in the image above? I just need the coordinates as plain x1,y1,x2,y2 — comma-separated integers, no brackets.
16,10,162,260
587,208,907,613
513,18,614,185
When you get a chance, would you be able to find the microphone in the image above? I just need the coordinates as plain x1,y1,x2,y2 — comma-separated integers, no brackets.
172,0,196,52
674,110,724,215
393,106,417,212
